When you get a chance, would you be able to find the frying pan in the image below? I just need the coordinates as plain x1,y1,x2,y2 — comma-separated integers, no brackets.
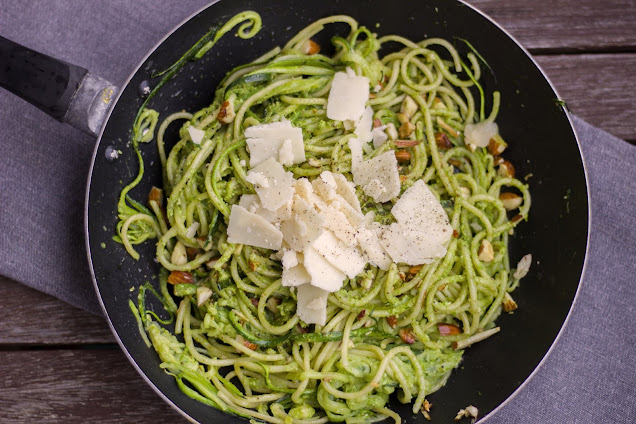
0,0,589,422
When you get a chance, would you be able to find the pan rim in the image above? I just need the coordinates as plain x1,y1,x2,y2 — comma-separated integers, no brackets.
83,1,591,422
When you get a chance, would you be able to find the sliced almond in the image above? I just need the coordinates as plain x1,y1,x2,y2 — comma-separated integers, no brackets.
500,192,523,210
498,160,516,178
266,297,281,314
400,95,418,119
236,335,257,351
398,328,416,344
385,123,398,140
217,99,235,124
514,254,532,279
436,117,459,137
409,264,424,275
196,286,213,306
300,39,320,55
487,134,507,155
438,323,461,336
171,241,188,266
398,121,415,138
396,112,410,125
478,239,495,262
433,97,447,110
387,315,397,329
395,150,411,163
394,139,421,147
148,186,163,204
167,271,193,285
435,132,453,150
502,292,518,312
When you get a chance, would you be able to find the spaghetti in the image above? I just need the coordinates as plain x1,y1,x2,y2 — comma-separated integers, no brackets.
116,11,531,423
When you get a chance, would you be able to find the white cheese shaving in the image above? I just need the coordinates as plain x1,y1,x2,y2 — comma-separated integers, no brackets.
280,196,324,251
226,205,283,250
354,106,374,143
348,138,363,170
326,69,370,122
391,179,451,231
281,248,299,269
246,157,295,211
356,226,392,270
303,246,346,292
379,223,447,265
332,173,362,213
378,180,453,265
245,120,305,167
353,151,400,202
311,231,366,278
238,194,291,223
278,138,295,166
464,121,498,148
187,126,205,145
314,204,357,246
372,126,388,149
282,263,311,287
296,283,329,325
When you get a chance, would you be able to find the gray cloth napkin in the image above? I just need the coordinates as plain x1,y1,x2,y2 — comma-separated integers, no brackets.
0,1,634,423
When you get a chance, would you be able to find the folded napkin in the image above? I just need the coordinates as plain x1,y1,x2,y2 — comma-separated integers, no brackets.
0,1,634,423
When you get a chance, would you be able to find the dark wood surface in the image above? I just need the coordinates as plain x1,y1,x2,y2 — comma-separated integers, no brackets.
1,0,635,422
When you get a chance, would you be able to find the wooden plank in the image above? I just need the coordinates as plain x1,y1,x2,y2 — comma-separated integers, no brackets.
0,277,115,345
536,53,636,141
0,349,184,423
467,0,636,52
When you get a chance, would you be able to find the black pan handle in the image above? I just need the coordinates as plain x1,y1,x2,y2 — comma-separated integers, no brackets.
0,36,118,136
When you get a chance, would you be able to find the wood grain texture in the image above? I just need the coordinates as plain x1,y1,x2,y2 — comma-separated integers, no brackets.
467,0,636,52
0,350,184,423
0,277,114,345
537,53,636,141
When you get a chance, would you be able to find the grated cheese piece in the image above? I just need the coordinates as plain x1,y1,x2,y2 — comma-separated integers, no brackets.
296,283,329,325
188,126,205,145
245,120,305,167
238,194,292,223
280,196,324,251
348,138,363,170
354,106,374,143
303,246,346,292
356,226,392,270
332,173,362,213
278,138,295,166
464,121,498,148
311,231,366,278
372,126,388,149
377,180,453,265
282,263,311,287
391,180,452,231
379,223,447,265
326,69,370,122
353,151,400,203
246,157,295,211
226,205,283,250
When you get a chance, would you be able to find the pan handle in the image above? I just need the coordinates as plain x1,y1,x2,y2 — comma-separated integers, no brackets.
0,36,118,137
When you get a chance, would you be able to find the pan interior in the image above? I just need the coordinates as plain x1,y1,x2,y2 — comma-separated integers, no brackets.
86,0,587,422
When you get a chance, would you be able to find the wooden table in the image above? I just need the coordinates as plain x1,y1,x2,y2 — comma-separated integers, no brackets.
1,0,635,422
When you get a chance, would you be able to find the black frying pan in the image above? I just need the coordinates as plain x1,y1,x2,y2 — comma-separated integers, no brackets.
0,0,589,422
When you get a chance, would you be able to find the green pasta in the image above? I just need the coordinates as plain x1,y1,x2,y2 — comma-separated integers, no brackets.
116,11,531,423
